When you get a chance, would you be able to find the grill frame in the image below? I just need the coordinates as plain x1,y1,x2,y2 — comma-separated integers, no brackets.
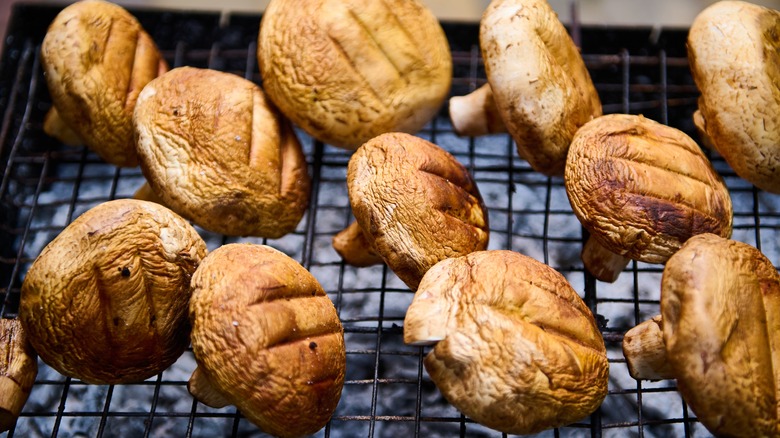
1,3,778,437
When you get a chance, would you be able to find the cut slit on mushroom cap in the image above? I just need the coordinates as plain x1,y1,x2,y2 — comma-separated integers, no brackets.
0,319,38,433
565,114,733,283
471,0,601,176
404,250,608,435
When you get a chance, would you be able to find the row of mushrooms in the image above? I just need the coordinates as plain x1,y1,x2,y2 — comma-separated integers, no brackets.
2,0,779,437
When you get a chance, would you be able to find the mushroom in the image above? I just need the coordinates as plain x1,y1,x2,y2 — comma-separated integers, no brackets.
133,66,310,238
0,319,37,433
405,250,609,435
564,114,733,282
661,233,780,436
20,199,207,384
41,0,167,167
331,221,383,267
688,1,780,193
621,315,674,381
346,132,489,290
189,244,345,438
451,0,601,176
257,0,452,150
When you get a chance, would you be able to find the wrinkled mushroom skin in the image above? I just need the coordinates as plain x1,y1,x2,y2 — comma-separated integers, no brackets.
688,1,780,193
189,244,345,438
662,233,780,436
41,0,167,167
347,133,489,290
480,0,602,176
258,0,452,149
20,199,207,384
565,114,733,264
0,319,38,432
134,67,311,238
405,250,608,434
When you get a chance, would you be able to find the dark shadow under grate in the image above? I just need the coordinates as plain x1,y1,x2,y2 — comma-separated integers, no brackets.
1,3,778,438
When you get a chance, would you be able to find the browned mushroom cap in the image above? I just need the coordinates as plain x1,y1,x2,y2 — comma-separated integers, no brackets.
661,233,780,437
478,0,602,176
19,199,207,384
134,66,311,238
688,1,780,193
41,0,167,167
565,114,732,281
347,132,489,290
257,0,452,150
405,250,608,435
621,315,674,381
0,319,37,432
189,244,345,438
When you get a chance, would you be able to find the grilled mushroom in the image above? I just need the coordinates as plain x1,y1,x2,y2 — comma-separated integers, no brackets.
257,0,452,149
661,233,780,437
688,0,780,193
565,114,733,282
134,66,310,238
189,244,345,438
41,0,167,167
621,315,674,381
405,250,609,434
453,0,601,176
346,132,489,290
20,199,206,384
0,319,37,432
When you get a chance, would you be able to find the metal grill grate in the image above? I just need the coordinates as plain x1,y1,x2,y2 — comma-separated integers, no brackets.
2,3,779,438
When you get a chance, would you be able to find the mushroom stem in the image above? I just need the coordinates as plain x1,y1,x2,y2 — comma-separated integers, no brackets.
0,319,38,433
187,367,230,409
622,315,674,381
133,182,166,206
448,84,507,137
43,108,83,146
581,236,631,283
332,221,383,267
692,109,714,150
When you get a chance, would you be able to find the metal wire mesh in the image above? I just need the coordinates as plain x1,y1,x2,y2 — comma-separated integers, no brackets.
1,3,779,438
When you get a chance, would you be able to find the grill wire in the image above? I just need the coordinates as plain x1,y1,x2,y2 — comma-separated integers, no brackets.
1,3,779,438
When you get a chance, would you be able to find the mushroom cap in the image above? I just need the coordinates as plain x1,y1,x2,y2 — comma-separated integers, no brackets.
19,199,206,384
661,233,780,437
41,0,167,167
565,113,733,264
134,66,311,238
258,0,452,150
189,244,345,438
0,319,38,432
347,132,489,290
404,250,608,435
480,0,602,176
688,0,780,193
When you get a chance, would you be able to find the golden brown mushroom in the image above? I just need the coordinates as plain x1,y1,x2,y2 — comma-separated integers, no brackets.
661,233,780,436
189,244,345,438
688,1,780,193
41,0,167,167
257,0,452,150
346,132,489,290
20,199,206,384
405,250,609,435
0,319,37,432
565,114,733,282
454,0,601,176
133,66,310,238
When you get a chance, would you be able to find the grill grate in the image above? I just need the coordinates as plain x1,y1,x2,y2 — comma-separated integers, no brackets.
1,3,779,438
